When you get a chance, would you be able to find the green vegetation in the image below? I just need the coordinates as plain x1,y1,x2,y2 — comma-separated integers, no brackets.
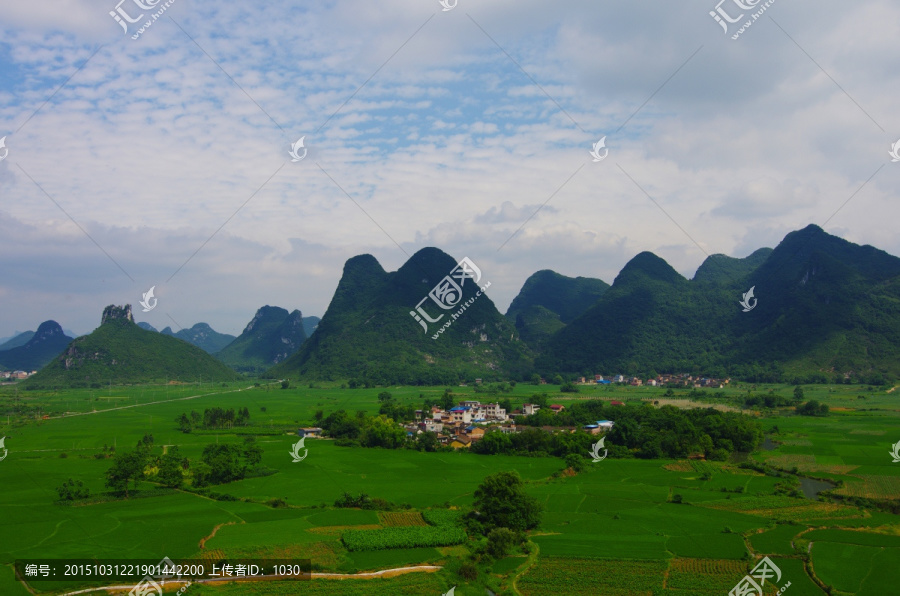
215,306,307,372
342,525,467,551
24,307,238,388
160,322,236,353
1,381,897,595
269,248,533,384
538,225,900,382
470,471,543,533
505,269,609,348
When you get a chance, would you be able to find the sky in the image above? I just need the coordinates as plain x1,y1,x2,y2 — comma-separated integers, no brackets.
0,0,898,338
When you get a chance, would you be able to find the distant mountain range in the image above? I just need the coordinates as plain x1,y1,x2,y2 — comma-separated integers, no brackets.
0,322,72,371
7,225,900,385
0,331,35,351
25,305,237,388
537,225,900,383
216,306,308,372
161,323,236,353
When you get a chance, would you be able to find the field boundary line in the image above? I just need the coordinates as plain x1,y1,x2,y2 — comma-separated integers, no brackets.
44,386,259,420
511,539,540,595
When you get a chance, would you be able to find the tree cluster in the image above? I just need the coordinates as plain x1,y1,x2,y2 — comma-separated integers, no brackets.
176,406,250,432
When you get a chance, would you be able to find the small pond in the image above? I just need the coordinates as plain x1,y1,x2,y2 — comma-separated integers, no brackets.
799,477,836,499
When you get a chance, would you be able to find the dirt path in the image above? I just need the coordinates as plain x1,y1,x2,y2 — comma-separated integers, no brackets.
46,385,266,420
198,521,239,550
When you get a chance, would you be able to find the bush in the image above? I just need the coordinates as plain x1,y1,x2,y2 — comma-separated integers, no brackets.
564,453,586,473
459,562,478,581
485,528,518,558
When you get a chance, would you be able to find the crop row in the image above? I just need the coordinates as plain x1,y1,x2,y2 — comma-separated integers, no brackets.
379,511,426,527
422,509,463,527
342,526,467,551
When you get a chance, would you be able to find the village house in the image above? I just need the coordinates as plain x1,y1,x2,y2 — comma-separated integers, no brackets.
298,427,323,438
450,436,472,449
449,406,472,424
523,403,541,415
464,426,486,440
548,404,565,413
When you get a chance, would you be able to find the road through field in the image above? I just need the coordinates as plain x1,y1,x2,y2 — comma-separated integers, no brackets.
43,385,263,420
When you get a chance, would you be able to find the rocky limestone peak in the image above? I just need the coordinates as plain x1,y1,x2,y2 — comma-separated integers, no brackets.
101,304,134,325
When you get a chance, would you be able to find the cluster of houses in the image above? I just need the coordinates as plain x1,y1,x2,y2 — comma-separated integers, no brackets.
567,373,730,389
0,370,35,380
402,400,617,449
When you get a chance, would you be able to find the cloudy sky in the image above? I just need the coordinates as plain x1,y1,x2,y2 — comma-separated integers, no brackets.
1,0,898,338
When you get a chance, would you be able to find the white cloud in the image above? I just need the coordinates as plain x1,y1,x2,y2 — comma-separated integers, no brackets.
1,0,898,337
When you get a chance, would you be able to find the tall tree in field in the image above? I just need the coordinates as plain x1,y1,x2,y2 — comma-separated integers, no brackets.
157,446,184,488
105,449,147,497
473,471,542,533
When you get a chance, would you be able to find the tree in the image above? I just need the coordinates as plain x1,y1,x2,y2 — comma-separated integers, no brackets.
472,430,513,455
440,390,455,412
485,527,518,558
560,382,579,393
415,431,439,452
243,436,263,467
157,446,184,488
498,398,513,415
57,478,90,501
472,471,542,533
105,449,147,497
377,391,393,402
564,453,585,473
793,386,804,403
360,415,406,449
530,393,549,408
176,413,192,433
200,444,246,484
281,380,290,389
530,373,541,385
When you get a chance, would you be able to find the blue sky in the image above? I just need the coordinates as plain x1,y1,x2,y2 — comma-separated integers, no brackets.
1,0,898,338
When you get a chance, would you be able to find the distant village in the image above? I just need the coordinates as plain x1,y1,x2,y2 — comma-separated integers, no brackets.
0,370,36,381
294,373,732,449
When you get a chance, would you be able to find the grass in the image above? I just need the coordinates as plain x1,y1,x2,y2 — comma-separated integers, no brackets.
1,381,899,595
